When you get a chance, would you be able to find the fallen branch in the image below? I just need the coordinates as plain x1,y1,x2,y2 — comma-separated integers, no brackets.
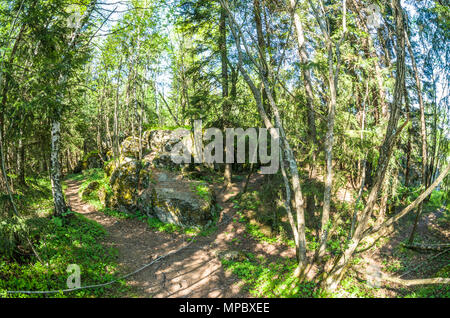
401,242,450,252
380,273,450,287
355,266,450,287
399,249,449,278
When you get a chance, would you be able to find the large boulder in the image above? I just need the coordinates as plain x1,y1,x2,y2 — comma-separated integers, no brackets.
120,136,150,159
102,162,216,228
151,152,190,171
142,129,194,171
73,151,103,173
146,130,179,153
144,129,216,175
99,129,217,227
104,159,154,214
141,170,215,228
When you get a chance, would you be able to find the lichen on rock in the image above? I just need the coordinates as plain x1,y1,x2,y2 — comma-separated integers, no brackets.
104,159,154,214
120,136,149,159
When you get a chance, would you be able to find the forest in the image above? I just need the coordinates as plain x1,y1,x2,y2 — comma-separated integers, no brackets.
0,0,449,299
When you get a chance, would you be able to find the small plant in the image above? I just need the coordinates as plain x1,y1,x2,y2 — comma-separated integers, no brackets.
195,184,211,201
382,258,403,273
221,256,325,298
146,217,180,233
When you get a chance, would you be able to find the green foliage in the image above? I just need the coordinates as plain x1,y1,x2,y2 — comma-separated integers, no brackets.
0,0,448,300
0,216,29,259
428,190,448,208
221,256,326,298
0,177,56,258
338,276,376,298
77,168,110,202
0,174,126,298
146,217,180,233
403,264,450,298
143,124,192,131
245,223,279,245
194,183,211,200
382,258,403,273
0,214,126,298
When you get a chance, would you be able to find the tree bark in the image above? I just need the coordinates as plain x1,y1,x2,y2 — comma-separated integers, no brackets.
50,1,96,216
222,0,308,272
289,0,318,148
50,119,68,216
406,31,429,244
219,5,232,187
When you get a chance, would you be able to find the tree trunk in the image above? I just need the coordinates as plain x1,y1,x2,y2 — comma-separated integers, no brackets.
322,0,406,290
406,32,428,244
253,0,270,117
18,130,25,185
222,0,308,272
50,118,68,216
319,41,337,257
220,5,232,187
289,0,317,149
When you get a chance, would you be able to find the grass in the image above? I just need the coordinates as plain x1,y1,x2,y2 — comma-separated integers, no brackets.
0,175,129,298
231,195,295,247
0,212,127,298
70,169,450,299
337,275,376,298
76,168,110,201
221,255,326,298
3,177,55,217
220,250,378,298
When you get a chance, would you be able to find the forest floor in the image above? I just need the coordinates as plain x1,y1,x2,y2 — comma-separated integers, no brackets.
65,174,296,298
65,173,449,298
359,204,449,298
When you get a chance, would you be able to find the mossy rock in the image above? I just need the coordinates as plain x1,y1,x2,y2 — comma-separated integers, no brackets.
97,186,107,205
74,151,103,173
152,152,187,171
146,130,174,152
120,136,150,159
139,171,215,228
104,156,133,177
105,150,114,161
105,159,154,214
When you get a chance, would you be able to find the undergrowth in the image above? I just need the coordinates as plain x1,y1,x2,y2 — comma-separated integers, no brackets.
0,213,127,298
221,255,327,298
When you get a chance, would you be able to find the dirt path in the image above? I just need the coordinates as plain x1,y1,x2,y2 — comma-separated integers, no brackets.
65,176,294,298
